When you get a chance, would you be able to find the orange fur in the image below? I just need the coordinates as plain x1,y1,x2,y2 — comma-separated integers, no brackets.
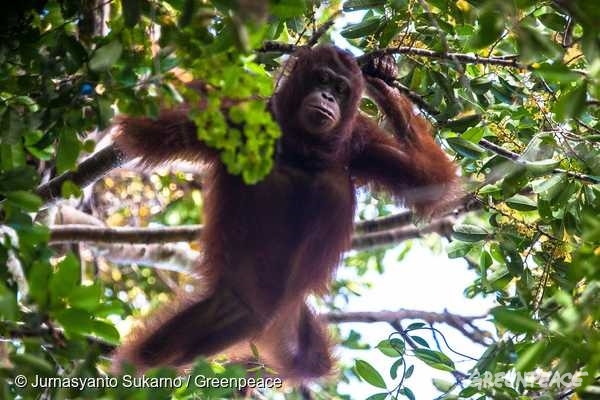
112,45,459,382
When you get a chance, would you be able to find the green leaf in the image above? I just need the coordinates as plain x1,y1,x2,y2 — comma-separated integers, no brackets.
1,108,25,144
93,300,125,318
377,339,404,357
532,174,566,196
501,168,530,197
54,308,94,336
524,159,560,175
379,16,403,47
444,115,482,133
56,131,81,174
515,341,545,372
401,387,415,400
504,249,524,276
433,378,454,392
269,0,306,18
459,386,481,397
355,359,387,389
446,137,486,159
0,282,18,320
1,142,26,169
517,24,563,63
491,307,544,333
342,0,386,11
468,9,504,49
472,342,501,374
340,18,382,39
366,394,388,400
470,76,493,94
390,358,403,379
89,40,123,71
11,96,38,112
4,191,42,212
406,322,425,330
461,126,485,143
0,166,39,192
11,353,54,376
97,97,115,130
410,335,429,348
122,0,141,27
16,224,50,248
63,35,88,66
49,253,80,306
61,180,83,199
91,320,120,344
505,194,537,211
554,82,588,121
413,349,455,371
452,224,489,242
532,62,580,83
538,13,566,32
67,283,102,311
28,260,51,310
478,184,501,196
447,240,473,258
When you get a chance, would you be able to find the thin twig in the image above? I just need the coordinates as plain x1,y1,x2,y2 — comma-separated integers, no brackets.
306,10,342,47
256,42,526,69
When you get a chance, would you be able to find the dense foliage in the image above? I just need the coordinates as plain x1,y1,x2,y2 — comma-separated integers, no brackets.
2,0,600,398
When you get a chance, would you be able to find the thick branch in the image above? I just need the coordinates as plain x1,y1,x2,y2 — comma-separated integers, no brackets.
49,217,455,250
351,217,454,251
95,242,199,272
355,195,481,234
50,224,202,244
48,192,484,249
36,144,125,203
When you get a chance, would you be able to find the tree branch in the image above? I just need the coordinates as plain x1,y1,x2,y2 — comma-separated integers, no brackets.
478,139,600,183
48,196,483,250
351,217,454,251
0,320,114,355
49,217,455,249
255,41,300,54
358,47,524,68
50,224,202,244
36,144,125,203
326,309,492,346
355,195,481,234
306,10,341,47
94,242,198,272
256,41,525,69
